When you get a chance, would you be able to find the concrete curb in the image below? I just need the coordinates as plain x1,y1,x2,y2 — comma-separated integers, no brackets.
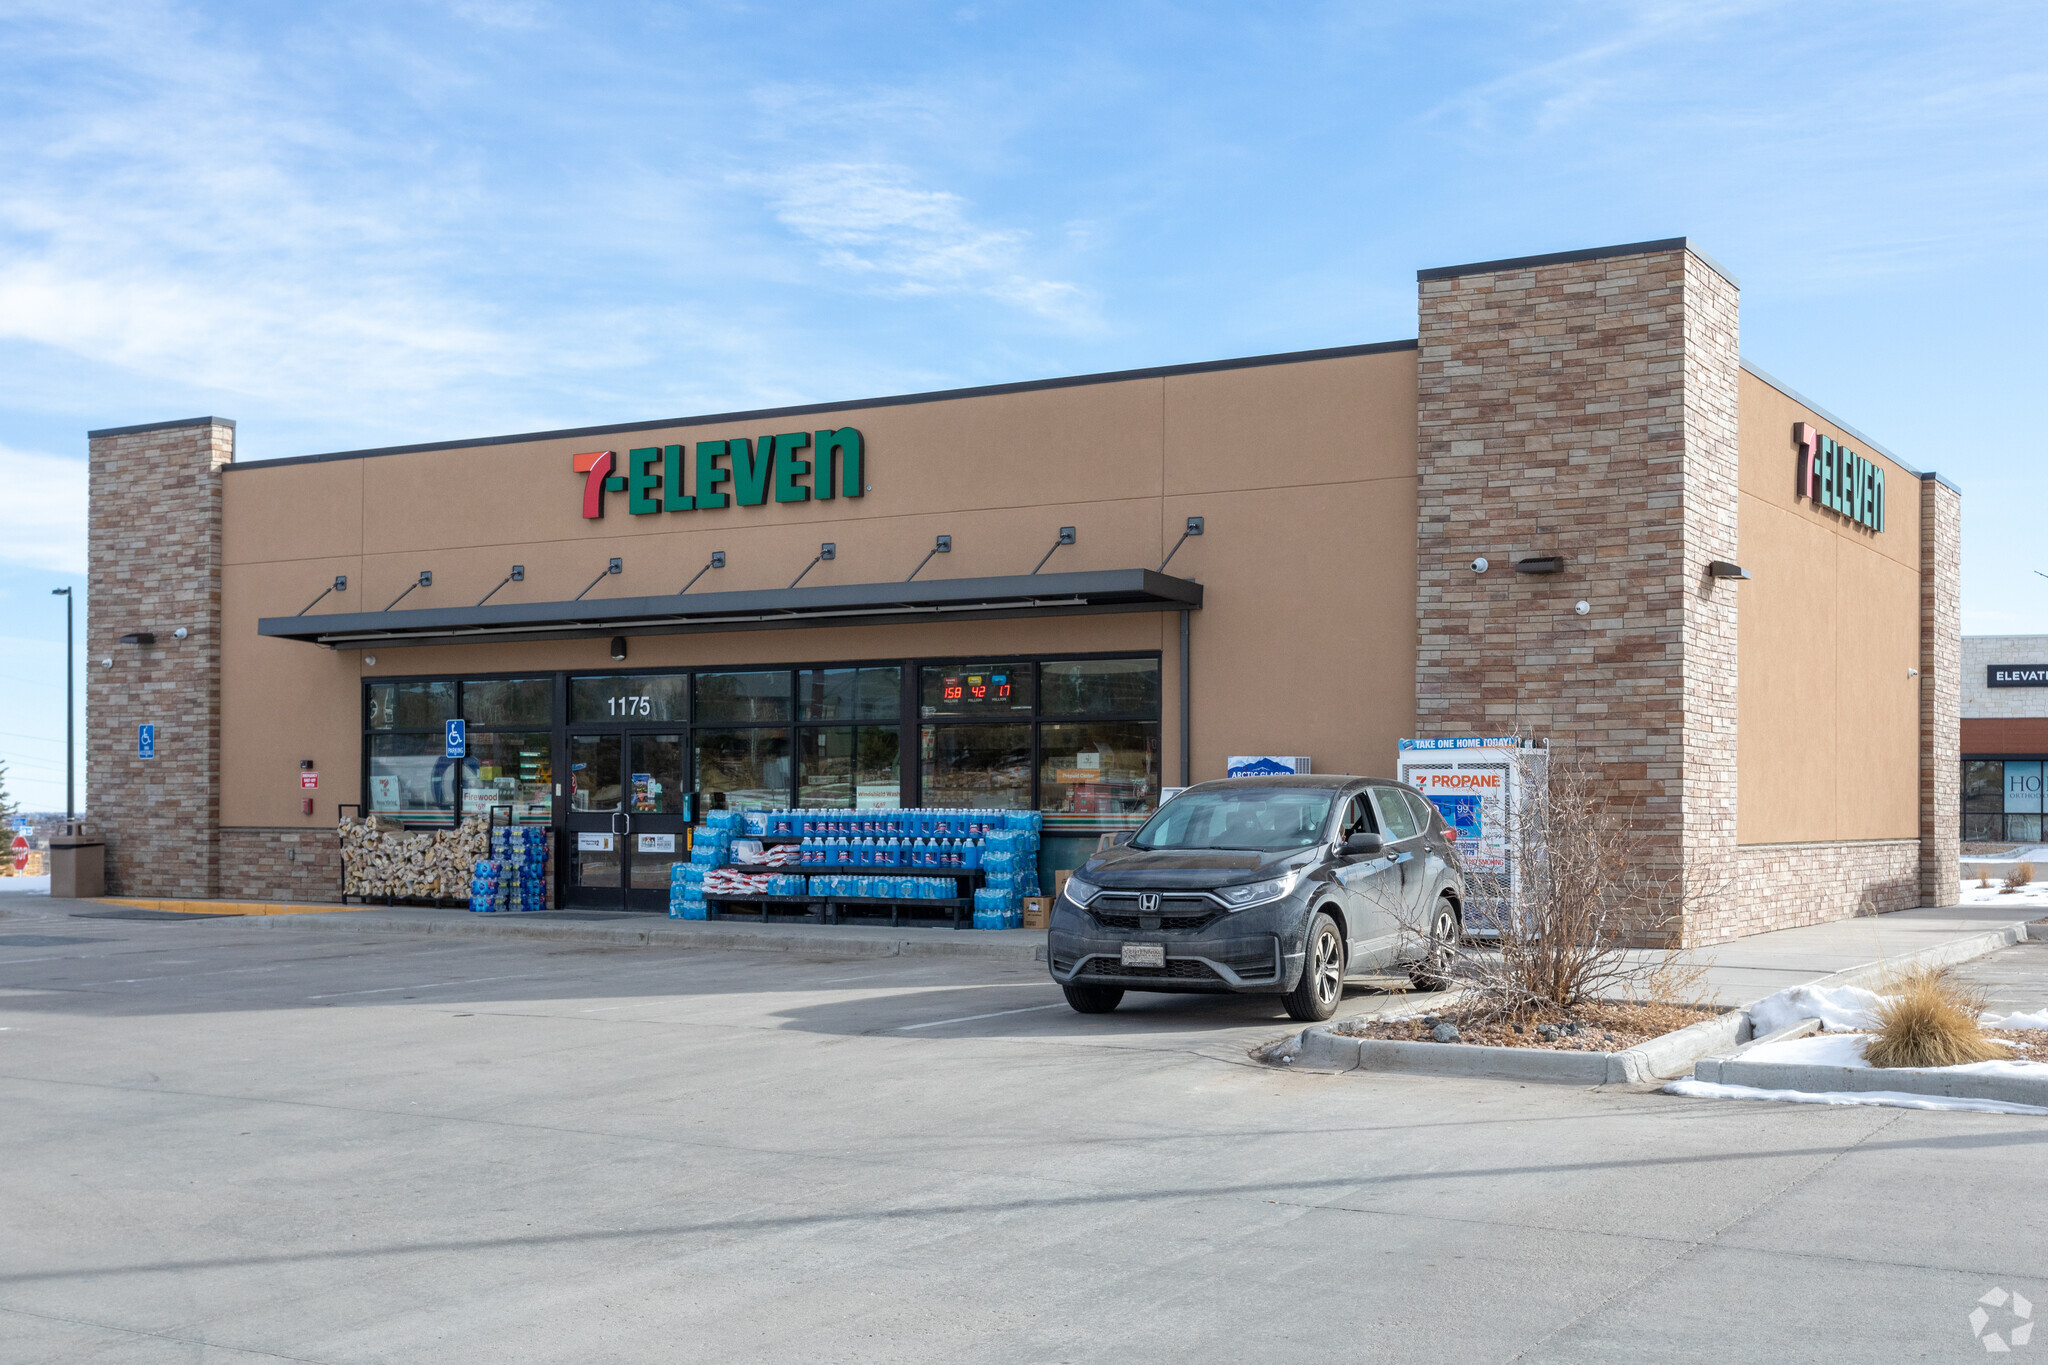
1283,916,2038,1086
235,910,1050,963
1692,1054,2048,1107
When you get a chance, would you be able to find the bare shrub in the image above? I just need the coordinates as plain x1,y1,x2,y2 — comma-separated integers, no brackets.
1865,965,2012,1068
1393,747,1715,1022
2001,862,2034,893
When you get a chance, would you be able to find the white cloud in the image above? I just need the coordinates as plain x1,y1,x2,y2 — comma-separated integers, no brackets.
0,445,86,574
756,163,1097,328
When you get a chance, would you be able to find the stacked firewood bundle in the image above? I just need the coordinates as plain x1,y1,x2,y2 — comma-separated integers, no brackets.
338,814,490,900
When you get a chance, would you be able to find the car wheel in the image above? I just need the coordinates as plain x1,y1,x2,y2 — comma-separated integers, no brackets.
1062,982,1124,1014
1283,910,1345,1022
1410,896,1460,991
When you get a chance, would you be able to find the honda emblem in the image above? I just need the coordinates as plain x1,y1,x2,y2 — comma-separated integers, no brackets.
1140,893,1161,914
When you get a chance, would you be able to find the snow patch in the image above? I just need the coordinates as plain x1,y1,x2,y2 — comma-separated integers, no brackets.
1664,1079,2048,1116
1990,1009,2048,1031
1749,983,1887,1034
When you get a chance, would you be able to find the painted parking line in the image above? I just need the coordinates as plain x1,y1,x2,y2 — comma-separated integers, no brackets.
896,1003,1064,1030
306,971,548,1000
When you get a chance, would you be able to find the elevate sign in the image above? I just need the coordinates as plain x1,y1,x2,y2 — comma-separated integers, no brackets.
1795,422,1884,533
574,428,864,519
1988,665,2048,688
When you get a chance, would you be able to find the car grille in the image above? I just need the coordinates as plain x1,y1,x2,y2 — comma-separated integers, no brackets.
1089,893,1224,933
1081,957,1222,982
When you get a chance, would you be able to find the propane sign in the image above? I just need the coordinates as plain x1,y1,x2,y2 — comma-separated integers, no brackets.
1397,736,1546,934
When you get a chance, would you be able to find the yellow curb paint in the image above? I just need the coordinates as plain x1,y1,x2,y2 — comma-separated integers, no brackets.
96,898,371,917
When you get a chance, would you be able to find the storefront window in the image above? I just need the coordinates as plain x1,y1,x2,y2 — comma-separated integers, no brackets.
2006,761,2043,843
368,733,458,824
799,666,900,721
367,680,455,730
921,723,1032,808
568,734,622,812
696,671,792,723
570,674,688,723
1964,759,2007,842
462,731,553,823
1038,721,1160,815
799,727,901,808
919,663,1033,718
463,677,552,727
1041,659,1160,717
696,727,792,809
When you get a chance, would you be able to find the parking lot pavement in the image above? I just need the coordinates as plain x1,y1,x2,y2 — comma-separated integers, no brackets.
3,894,2046,1364
1950,928,2048,1016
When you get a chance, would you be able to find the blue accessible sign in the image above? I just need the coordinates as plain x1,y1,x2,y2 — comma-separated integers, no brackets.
444,718,466,759
138,724,155,760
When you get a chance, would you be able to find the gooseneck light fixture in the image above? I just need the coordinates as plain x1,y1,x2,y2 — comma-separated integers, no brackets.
905,535,952,582
574,558,623,602
680,551,726,594
383,571,431,611
1031,526,1077,575
296,575,347,616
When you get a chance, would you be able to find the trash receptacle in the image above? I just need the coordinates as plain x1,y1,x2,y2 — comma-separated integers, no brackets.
50,827,105,899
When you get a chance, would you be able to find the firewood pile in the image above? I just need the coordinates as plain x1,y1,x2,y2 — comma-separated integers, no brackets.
338,814,490,901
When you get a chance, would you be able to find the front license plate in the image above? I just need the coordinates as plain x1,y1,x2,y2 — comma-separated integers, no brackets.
1121,943,1165,968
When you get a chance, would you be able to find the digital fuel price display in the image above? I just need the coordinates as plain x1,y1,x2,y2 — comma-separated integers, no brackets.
939,672,1014,706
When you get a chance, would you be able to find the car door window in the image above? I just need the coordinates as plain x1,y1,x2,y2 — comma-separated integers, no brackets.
1403,790,1440,836
1338,793,1374,842
1374,788,1420,842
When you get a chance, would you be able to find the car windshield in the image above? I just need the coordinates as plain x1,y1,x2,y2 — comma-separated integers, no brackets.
1131,788,1335,851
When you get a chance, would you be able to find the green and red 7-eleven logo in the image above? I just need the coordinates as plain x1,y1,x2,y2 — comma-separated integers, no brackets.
573,430,864,519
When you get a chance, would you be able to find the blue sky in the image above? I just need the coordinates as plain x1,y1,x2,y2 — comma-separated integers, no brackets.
1,0,2045,812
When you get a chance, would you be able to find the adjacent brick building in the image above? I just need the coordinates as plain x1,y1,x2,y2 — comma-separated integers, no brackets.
84,238,1962,944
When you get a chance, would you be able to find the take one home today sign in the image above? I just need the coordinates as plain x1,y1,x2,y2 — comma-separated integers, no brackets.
573,428,865,519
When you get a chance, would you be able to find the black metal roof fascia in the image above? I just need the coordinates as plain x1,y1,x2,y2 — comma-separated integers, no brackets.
1738,360,1959,495
221,339,1419,472
87,416,237,438
257,568,1203,649
1418,237,1739,290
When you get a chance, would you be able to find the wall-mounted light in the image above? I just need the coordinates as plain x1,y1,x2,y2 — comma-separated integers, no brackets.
1707,560,1751,580
1515,556,1565,575
119,632,156,645
300,759,316,770
364,655,377,666
610,636,628,661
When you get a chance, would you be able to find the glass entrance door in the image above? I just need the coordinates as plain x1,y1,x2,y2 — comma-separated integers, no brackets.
565,731,689,910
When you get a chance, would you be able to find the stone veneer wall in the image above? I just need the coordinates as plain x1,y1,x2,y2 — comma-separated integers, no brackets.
1732,840,1922,936
1415,242,1741,947
1920,477,1963,906
218,827,346,903
86,419,235,897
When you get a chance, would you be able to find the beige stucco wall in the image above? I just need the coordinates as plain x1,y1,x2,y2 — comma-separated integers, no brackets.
220,349,1420,828
1736,370,1925,844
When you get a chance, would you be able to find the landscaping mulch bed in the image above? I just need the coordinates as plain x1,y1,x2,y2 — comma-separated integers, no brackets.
1334,1000,1727,1053
1962,842,2021,856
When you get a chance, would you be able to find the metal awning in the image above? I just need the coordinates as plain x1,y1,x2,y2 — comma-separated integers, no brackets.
258,568,1203,649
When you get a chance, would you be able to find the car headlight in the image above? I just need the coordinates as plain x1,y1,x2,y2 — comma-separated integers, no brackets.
1214,868,1304,910
1062,874,1103,907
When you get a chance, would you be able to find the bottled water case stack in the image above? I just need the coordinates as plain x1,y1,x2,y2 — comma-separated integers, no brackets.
469,825,551,913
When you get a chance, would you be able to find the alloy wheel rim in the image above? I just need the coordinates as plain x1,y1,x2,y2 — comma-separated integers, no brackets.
1315,928,1341,1003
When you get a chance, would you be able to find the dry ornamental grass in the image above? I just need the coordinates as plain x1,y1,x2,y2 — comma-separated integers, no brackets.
1864,965,2014,1069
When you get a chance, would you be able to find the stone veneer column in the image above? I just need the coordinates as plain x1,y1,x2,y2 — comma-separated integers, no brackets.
85,418,235,897
1919,475,1962,907
1414,240,1742,947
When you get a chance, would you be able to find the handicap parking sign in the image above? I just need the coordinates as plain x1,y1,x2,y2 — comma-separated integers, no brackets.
138,724,156,760
444,718,466,758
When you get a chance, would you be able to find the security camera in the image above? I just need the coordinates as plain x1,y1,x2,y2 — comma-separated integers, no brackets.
172,627,188,640
1574,600,1591,616
1470,557,1489,574
101,657,113,669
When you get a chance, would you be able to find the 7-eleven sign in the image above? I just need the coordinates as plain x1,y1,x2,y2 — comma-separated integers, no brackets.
573,450,619,519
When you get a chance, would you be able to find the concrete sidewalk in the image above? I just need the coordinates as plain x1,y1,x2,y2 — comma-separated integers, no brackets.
1677,903,2047,1005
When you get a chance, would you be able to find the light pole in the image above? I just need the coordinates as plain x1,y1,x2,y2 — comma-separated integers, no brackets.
51,587,73,826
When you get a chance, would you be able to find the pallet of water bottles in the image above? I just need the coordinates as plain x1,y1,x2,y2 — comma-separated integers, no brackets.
467,824,553,914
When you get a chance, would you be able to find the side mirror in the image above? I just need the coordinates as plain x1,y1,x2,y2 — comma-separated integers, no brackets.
1341,832,1384,857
